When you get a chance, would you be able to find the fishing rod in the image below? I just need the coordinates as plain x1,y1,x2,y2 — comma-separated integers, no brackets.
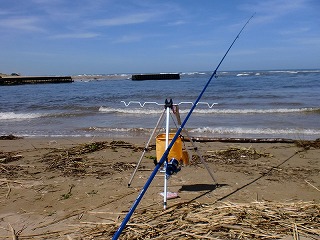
112,13,255,240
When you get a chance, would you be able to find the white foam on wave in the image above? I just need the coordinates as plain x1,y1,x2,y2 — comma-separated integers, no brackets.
172,108,317,114
89,126,149,133
99,106,318,115
99,106,163,114
269,70,299,74
190,127,320,136
181,71,207,76
236,73,250,77
0,112,43,121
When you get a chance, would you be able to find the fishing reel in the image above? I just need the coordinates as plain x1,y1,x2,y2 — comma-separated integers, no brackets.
166,158,181,178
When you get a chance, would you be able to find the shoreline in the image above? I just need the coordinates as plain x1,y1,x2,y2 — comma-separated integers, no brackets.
2,134,318,143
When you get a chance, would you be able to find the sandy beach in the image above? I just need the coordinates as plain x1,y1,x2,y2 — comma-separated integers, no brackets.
0,136,319,239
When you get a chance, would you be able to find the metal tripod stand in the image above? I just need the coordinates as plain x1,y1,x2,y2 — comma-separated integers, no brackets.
127,99,217,209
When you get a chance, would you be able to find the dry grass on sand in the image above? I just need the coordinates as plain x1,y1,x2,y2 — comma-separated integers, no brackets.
0,137,319,239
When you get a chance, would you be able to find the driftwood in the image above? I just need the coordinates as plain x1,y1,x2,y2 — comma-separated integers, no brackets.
8,223,18,240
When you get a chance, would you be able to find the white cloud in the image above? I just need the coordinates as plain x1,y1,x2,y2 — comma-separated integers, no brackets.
113,35,143,43
0,16,44,32
91,13,157,27
113,32,164,44
241,0,309,23
168,40,216,49
279,27,310,35
167,20,187,26
50,32,100,39
284,36,320,45
243,0,307,14
0,10,11,15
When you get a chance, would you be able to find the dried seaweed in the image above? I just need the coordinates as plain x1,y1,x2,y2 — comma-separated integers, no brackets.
41,142,108,176
41,141,141,176
0,151,23,164
190,146,272,166
67,141,109,155
295,139,320,150
0,164,25,178
264,167,319,182
111,162,137,172
0,151,24,177
42,152,87,176
0,134,22,140
79,201,320,239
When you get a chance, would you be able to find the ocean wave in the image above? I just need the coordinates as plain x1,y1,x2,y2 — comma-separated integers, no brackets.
48,111,98,118
180,69,320,78
269,70,298,74
99,106,163,114
72,126,320,139
190,127,320,136
86,126,155,134
98,107,320,115
236,73,250,77
0,110,100,121
189,108,320,114
166,70,320,81
181,71,207,76
0,112,44,121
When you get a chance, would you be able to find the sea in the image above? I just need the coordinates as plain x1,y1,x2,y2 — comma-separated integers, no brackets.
1,69,320,140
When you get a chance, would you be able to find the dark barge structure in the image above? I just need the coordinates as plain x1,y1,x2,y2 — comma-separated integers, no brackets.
131,73,180,81
0,76,73,85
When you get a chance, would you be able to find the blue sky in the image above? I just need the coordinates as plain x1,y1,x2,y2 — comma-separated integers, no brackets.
0,0,319,75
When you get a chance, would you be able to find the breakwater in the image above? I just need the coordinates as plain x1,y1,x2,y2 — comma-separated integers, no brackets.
131,73,180,81
0,76,73,85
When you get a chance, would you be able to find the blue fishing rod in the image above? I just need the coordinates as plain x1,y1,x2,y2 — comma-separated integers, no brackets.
112,14,255,240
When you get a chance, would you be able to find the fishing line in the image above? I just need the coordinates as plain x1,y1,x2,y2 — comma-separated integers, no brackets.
112,13,255,240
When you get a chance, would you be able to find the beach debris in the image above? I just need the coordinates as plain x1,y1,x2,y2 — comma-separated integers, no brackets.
0,134,22,140
0,164,26,178
209,146,272,161
190,146,272,165
295,139,320,150
0,151,23,163
265,167,319,182
188,137,295,143
68,141,109,154
8,223,19,240
41,141,141,176
111,162,137,172
60,184,75,200
160,191,179,199
0,152,26,178
305,180,320,192
42,150,87,176
77,201,319,239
